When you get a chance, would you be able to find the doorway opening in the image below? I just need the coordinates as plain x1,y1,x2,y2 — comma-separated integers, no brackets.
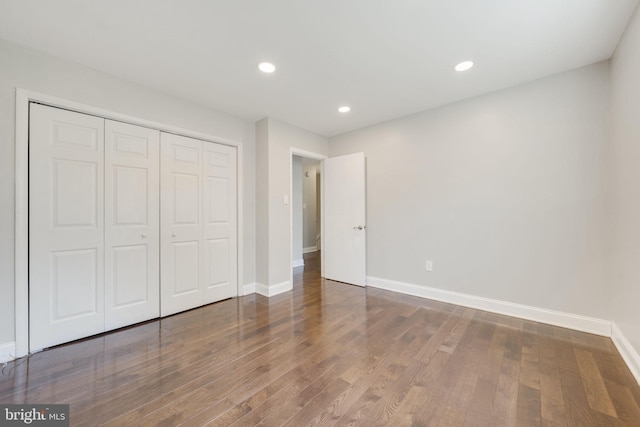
289,149,366,290
292,155,322,280
289,148,326,290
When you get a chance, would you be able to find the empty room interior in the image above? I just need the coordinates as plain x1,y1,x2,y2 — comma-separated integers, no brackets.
2,0,640,425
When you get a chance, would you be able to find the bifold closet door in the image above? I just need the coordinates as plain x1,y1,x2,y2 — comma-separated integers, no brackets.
160,133,237,316
203,142,237,303
160,133,205,316
29,104,237,348
29,104,162,350
29,104,106,350
104,120,160,330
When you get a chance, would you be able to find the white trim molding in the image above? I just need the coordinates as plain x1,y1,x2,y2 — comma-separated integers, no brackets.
242,283,256,296
367,276,612,337
0,341,16,363
293,259,305,268
303,246,318,254
15,88,246,357
255,281,292,297
612,323,640,385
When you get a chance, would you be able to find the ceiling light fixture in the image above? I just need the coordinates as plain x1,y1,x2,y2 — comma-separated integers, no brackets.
338,106,351,113
258,62,276,73
454,61,474,72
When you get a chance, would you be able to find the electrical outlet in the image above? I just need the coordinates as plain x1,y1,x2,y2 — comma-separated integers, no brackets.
425,260,433,272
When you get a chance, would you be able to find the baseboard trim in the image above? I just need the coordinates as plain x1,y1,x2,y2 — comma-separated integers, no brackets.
242,283,256,295
367,276,612,337
255,281,292,297
293,259,305,268
612,323,640,385
0,341,16,363
255,282,269,296
303,246,318,254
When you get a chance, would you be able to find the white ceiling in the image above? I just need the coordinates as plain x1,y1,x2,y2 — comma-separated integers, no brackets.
0,0,638,137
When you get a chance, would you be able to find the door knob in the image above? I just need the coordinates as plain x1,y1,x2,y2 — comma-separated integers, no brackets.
172,233,176,238
353,225,364,230
141,233,147,238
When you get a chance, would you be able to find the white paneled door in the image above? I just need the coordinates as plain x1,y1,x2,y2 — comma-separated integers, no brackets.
324,152,367,286
160,133,204,316
29,104,106,350
30,103,238,350
203,143,238,303
160,133,237,316
104,120,160,330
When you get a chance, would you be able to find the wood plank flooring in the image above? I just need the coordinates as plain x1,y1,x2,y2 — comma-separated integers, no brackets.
2,252,639,426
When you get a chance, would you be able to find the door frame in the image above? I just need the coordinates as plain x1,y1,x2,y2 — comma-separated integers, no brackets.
14,88,245,357
289,148,327,288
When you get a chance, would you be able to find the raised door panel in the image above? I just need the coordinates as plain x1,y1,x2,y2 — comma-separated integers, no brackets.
51,249,99,320
173,241,201,295
207,239,230,290
112,245,148,305
113,166,148,225
203,143,237,302
174,173,200,224
29,104,105,351
52,160,98,227
160,133,204,316
105,120,160,330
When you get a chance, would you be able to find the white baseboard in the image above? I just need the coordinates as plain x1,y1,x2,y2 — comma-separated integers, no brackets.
612,323,640,385
255,282,269,296
367,276,612,337
255,281,292,297
0,341,16,363
303,246,318,254
293,259,305,268
242,282,256,295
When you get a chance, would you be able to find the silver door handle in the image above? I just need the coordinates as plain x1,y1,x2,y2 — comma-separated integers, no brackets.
353,225,365,230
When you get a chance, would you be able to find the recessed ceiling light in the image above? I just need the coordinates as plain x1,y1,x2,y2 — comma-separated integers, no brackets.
258,62,276,73
338,106,351,113
454,61,474,72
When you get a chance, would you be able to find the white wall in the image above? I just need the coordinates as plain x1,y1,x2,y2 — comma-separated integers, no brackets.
292,156,304,265
255,119,270,288
255,118,328,291
303,161,320,250
0,39,256,345
316,171,322,249
330,62,611,320
610,4,640,358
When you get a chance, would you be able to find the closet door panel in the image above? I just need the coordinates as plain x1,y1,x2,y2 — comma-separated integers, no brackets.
160,133,204,316
105,120,160,330
29,104,105,351
29,104,240,351
173,241,200,294
203,143,237,302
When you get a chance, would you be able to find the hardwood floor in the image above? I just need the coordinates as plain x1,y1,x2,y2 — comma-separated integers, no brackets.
2,251,639,426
